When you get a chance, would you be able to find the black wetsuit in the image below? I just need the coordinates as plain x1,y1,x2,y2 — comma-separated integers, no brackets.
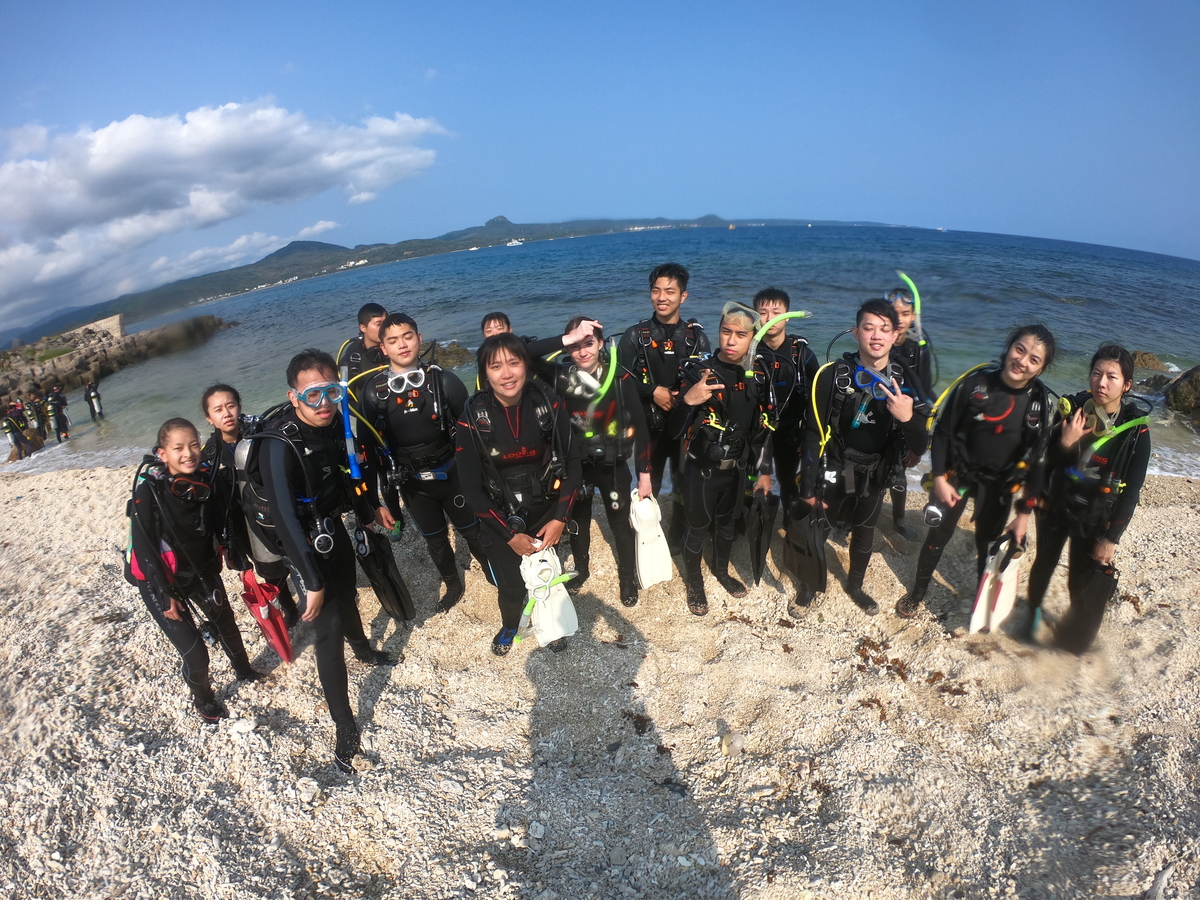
618,317,710,499
357,364,490,586
2,412,32,458
455,383,583,630
669,354,773,593
908,367,1050,601
27,398,48,439
800,353,930,595
888,332,936,523
258,407,378,725
130,465,254,704
202,427,299,620
534,351,652,597
762,333,820,509
1027,392,1150,623
337,335,386,385
46,391,69,441
85,384,103,421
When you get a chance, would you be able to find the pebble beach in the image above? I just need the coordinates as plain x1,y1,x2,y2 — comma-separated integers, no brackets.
1,465,1197,900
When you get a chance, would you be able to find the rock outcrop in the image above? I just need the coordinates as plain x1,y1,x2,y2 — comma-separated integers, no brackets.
1132,351,1168,371
1166,364,1200,432
0,316,234,407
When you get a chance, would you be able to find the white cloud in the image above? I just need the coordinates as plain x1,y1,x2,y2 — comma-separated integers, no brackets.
0,100,444,327
297,220,340,239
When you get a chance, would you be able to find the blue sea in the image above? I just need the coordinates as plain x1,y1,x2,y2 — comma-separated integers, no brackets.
7,225,1200,476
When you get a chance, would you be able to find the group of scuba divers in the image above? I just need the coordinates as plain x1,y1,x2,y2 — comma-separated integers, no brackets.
3,381,102,459
125,262,1151,774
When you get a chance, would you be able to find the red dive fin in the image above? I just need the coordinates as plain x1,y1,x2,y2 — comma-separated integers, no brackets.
241,570,294,663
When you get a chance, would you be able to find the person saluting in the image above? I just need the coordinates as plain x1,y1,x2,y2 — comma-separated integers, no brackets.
455,334,583,656
533,315,652,608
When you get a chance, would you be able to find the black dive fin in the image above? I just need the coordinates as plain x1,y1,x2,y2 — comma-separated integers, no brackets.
356,529,416,621
747,490,780,586
778,500,829,593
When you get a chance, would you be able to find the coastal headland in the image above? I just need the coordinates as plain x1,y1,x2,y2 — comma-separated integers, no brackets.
0,467,1196,898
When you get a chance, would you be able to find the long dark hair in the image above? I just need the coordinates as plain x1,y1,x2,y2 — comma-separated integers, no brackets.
1090,343,1134,385
1002,324,1057,372
201,383,241,415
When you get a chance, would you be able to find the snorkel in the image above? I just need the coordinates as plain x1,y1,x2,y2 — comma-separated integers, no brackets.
582,340,619,441
339,365,367,497
744,310,813,377
896,271,926,348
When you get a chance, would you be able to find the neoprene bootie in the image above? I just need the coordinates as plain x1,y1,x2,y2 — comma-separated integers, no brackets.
334,720,361,774
712,543,746,598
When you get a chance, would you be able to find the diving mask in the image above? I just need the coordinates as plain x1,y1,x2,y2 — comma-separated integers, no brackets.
295,382,345,409
387,368,426,394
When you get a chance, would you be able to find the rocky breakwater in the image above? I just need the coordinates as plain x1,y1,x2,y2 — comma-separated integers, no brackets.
0,315,234,407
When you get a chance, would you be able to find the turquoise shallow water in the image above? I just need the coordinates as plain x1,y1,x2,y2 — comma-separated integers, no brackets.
7,225,1199,476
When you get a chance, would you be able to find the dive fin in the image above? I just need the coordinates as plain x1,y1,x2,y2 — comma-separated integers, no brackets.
778,500,829,593
1054,562,1118,655
970,534,1024,633
746,489,780,586
356,528,416,621
240,570,294,663
518,549,578,646
628,491,674,589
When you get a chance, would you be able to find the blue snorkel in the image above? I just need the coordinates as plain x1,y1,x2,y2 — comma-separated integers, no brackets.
339,365,369,503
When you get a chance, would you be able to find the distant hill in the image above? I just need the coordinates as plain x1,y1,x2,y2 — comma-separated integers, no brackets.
9,215,897,344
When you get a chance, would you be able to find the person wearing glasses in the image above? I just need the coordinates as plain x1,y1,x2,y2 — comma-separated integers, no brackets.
1022,344,1150,650
895,325,1056,619
128,418,265,725
884,287,936,540
257,348,397,774
355,313,491,613
532,315,651,608
200,383,301,626
792,300,931,618
455,333,583,656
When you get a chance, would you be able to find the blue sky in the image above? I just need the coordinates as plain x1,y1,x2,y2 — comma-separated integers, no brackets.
2,1,1198,327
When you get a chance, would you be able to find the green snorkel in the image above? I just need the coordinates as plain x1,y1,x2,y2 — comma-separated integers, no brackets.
582,340,619,440
896,271,926,348
744,310,813,377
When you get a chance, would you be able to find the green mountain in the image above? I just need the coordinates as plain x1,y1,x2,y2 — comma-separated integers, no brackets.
13,215,894,344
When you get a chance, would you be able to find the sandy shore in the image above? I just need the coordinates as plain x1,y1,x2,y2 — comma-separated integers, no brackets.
0,466,1197,900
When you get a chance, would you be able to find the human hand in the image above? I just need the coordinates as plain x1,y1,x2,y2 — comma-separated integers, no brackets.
564,319,602,348
302,589,325,623
537,518,566,550
653,386,676,411
683,372,724,407
508,533,539,556
1092,538,1116,566
374,506,395,531
1006,512,1030,545
164,596,184,622
880,378,914,423
1062,409,1087,448
932,475,961,508
755,474,772,495
637,472,653,499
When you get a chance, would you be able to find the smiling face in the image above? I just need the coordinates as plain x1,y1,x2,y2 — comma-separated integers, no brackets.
1000,336,1048,389
289,365,340,427
717,317,754,364
650,276,687,323
853,313,898,368
381,321,423,369
1090,359,1131,411
157,426,202,476
486,348,528,406
569,333,603,374
204,390,241,441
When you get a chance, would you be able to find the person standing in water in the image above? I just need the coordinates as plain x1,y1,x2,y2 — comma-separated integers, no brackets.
84,380,104,421
895,325,1056,619
127,418,265,724
47,385,69,441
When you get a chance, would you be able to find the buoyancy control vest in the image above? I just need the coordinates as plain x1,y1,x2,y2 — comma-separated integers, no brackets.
680,354,769,471
465,379,566,520
553,345,634,464
366,364,457,478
